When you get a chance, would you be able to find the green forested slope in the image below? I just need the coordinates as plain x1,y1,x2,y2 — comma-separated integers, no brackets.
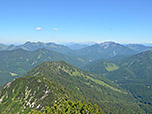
84,50,152,113
0,76,83,114
0,49,87,85
0,61,146,114
24,61,145,114
28,99,102,114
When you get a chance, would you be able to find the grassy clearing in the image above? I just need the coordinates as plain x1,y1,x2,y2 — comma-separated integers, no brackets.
87,76,127,94
104,62,119,72
10,72,18,76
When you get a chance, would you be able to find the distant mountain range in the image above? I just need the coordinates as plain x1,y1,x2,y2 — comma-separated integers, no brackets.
64,43,89,50
126,44,152,53
0,41,75,56
1,41,152,61
0,61,145,113
76,42,137,61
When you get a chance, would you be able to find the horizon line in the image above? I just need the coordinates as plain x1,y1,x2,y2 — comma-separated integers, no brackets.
1,40,152,45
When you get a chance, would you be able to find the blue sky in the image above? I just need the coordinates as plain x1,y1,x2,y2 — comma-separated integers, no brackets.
0,0,152,43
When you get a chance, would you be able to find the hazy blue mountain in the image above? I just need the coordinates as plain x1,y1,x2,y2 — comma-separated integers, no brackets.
126,44,152,53
65,43,88,50
15,41,76,55
141,43,152,46
7,44,16,50
0,41,75,56
76,41,137,61
1,41,143,61
0,43,8,50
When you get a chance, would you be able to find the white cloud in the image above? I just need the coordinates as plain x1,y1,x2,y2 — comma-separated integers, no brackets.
35,27,42,30
52,28,58,31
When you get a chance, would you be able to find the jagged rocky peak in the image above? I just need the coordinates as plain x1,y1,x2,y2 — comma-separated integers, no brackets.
89,41,121,50
92,41,119,48
99,41,119,47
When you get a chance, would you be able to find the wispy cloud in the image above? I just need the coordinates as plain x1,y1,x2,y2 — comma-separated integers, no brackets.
52,28,59,31
35,27,42,30
148,41,152,43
